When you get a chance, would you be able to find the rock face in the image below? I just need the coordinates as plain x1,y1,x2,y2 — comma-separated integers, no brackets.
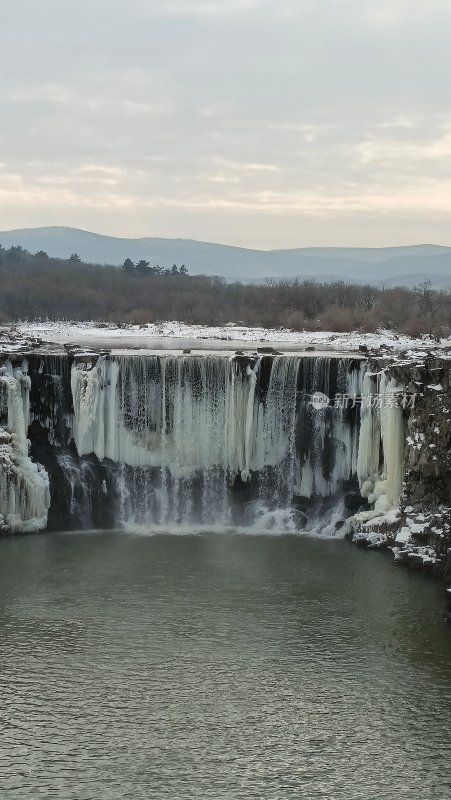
348,351,451,590
397,357,451,590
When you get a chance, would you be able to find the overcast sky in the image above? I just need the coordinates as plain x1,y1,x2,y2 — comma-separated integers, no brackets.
1,0,451,248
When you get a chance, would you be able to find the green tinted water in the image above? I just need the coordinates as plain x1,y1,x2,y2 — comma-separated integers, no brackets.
0,532,450,799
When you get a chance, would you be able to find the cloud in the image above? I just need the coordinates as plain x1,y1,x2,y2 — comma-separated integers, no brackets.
0,0,450,246
161,0,261,16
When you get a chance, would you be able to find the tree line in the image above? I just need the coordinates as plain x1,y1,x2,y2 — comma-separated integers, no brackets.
0,245,189,276
122,258,189,277
0,242,449,337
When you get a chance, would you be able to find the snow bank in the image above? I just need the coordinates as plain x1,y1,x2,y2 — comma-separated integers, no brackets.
15,321,449,352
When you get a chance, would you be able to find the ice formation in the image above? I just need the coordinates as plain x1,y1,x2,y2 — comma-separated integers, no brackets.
355,368,406,517
69,354,366,528
0,352,408,533
0,361,50,532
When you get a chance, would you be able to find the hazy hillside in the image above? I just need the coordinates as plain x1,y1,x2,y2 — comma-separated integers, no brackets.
2,243,451,338
1,226,451,287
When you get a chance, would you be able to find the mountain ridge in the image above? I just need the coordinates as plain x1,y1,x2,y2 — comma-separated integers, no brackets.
1,226,451,287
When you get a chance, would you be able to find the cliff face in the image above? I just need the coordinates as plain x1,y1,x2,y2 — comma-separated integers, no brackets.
349,353,451,599
396,358,451,583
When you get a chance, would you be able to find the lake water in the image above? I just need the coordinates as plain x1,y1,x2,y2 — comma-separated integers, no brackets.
0,532,450,799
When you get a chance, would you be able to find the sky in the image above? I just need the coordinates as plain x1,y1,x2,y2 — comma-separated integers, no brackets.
1,0,451,249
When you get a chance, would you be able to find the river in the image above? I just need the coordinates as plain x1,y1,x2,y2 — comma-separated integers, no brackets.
0,532,450,799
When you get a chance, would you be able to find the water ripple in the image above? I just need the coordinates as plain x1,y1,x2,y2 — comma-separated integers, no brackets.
0,532,450,799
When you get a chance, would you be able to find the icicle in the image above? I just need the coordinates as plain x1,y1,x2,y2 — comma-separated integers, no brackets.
356,371,381,489
379,373,405,508
356,368,405,510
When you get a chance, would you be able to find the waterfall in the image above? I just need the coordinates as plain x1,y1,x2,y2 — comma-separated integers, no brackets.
0,352,407,534
71,355,260,475
69,354,365,529
295,358,365,498
55,453,101,529
0,361,50,532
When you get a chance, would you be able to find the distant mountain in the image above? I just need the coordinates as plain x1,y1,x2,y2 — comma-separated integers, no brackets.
1,226,451,287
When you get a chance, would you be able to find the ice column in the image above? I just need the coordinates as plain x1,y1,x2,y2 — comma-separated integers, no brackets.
356,369,405,511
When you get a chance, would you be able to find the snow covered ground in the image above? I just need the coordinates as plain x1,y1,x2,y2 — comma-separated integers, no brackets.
15,321,451,352
0,328,45,355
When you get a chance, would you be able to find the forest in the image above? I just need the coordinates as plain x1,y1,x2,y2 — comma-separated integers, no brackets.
0,243,449,336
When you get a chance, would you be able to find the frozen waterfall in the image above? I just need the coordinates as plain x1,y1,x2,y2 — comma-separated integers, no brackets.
0,352,408,533
0,361,50,532
357,369,406,512
69,354,366,528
